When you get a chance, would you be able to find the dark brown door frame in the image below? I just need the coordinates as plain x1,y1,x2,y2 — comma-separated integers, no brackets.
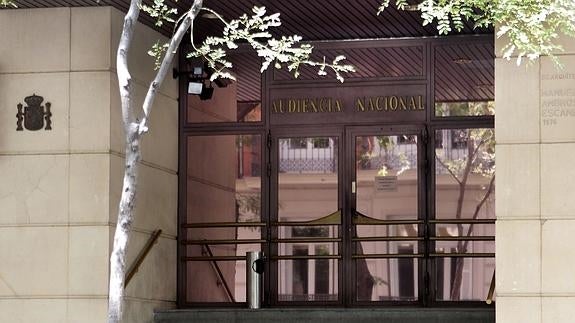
344,124,427,307
266,124,430,306
268,125,345,306
177,35,495,308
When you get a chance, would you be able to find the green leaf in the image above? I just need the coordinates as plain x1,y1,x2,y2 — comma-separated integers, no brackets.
380,0,575,63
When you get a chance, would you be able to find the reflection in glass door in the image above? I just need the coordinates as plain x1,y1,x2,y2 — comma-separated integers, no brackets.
268,127,495,305
351,132,422,303
273,136,341,304
270,130,423,305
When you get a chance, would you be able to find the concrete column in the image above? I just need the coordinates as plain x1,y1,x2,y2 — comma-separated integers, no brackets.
495,33,575,323
0,7,178,323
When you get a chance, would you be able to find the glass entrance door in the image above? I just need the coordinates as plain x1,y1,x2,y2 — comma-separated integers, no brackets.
270,131,342,305
347,126,424,305
180,125,495,306
269,126,424,305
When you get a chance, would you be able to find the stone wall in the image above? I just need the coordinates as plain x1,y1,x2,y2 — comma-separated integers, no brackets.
0,7,178,323
495,34,575,323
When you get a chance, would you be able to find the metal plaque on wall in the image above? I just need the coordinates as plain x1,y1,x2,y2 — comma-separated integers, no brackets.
16,94,52,131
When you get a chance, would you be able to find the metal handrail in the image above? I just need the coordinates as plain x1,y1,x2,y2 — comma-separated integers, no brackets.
125,229,162,288
352,236,424,242
273,237,341,243
183,239,266,245
486,270,496,304
354,211,423,225
352,253,425,259
201,243,236,303
430,219,495,224
429,252,495,258
430,236,495,241
183,222,266,228
272,255,341,260
273,209,342,227
184,255,245,261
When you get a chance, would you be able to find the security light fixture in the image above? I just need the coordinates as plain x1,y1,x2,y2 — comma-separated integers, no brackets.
199,83,214,100
193,66,204,77
188,80,214,100
180,61,230,100
188,82,204,95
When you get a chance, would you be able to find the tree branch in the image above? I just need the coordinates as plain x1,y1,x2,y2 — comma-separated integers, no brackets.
0,0,16,8
470,137,487,165
139,2,202,134
188,7,354,82
449,174,495,300
116,0,141,133
461,175,496,250
435,153,462,185
201,7,231,27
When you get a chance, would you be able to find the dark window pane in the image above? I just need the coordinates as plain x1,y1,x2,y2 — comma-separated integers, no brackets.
435,128,495,220
355,135,418,219
434,128,495,302
435,257,495,301
274,46,424,81
356,258,418,302
434,42,494,117
186,260,253,303
436,101,494,117
293,247,309,295
185,134,262,303
278,137,338,208
278,259,339,302
276,135,340,302
315,245,331,294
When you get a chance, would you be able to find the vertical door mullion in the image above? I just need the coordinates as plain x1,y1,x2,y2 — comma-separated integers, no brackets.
344,128,354,306
268,132,279,306
420,126,431,307
427,125,437,305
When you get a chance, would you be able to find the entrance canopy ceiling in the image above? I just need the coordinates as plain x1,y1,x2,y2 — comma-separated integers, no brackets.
12,0,492,40
12,0,494,102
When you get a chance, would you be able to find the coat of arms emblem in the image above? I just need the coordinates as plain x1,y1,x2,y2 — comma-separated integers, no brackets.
16,94,52,131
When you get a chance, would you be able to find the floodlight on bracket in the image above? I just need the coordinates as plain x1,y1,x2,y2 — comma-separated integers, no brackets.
173,61,232,100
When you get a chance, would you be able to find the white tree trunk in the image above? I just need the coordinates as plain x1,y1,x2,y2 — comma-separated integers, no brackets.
108,1,202,322
108,128,141,323
108,1,142,322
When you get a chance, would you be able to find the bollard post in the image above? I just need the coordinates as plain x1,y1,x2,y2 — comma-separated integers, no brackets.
246,251,264,309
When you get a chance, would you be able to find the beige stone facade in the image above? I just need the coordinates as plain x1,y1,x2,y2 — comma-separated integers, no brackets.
0,7,177,323
495,34,575,323
1,4,575,323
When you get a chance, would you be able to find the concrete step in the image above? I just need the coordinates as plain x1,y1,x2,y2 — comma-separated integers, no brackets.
155,308,494,323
